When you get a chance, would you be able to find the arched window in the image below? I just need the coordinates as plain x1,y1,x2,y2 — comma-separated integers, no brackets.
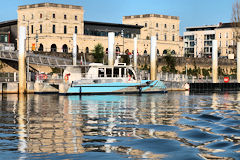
116,46,120,54
156,33,159,40
38,43,43,52
157,49,160,55
77,45,79,54
171,50,176,55
86,47,89,54
62,44,68,53
106,48,108,54
163,49,168,55
51,44,57,52
144,50,147,55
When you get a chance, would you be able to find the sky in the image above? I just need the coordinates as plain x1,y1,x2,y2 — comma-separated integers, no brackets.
0,0,236,35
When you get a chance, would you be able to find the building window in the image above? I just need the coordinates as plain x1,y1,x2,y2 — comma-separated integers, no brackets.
53,14,55,19
172,34,175,41
23,15,25,21
164,24,167,28
226,32,228,38
64,14,67,20
164,33,167,41
64,25,67,34
75,26,78,34
226,41,228,47
86,47,89,53
173,25,175,29
145,23,147,27
156,33,158,40
62,44,68,53
52,25,55,33
31,25,34,34
40,13,42,19
51,44,57,52
75,16,78,20
156,23,158,27
219,41,222,47
31,14,34,19
38,44,43,52
219,33,221,38
40,25,42,33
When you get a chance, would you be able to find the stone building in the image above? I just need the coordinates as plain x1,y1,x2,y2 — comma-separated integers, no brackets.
16,3,182,56
184,22,237,58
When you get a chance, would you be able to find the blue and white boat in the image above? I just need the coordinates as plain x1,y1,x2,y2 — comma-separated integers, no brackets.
62,61,167,95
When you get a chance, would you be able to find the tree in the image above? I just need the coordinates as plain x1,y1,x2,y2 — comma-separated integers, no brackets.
232,0,240,55
162,52,177,73
92,43,104,63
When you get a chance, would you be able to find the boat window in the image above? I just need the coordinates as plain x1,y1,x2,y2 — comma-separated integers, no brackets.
98,68,104,77
113,68,119,77
128,69,135,80
106,68,112,77
121,68,125,77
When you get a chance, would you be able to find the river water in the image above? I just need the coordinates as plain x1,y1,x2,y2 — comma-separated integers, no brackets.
0,92,239,160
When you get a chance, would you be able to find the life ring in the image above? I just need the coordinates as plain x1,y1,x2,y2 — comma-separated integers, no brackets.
128,75,131,81
64,73,70,82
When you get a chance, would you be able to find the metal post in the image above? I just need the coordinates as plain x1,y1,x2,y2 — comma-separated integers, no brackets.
237,42,240,83
73,34,77,66
36,30,38,51
212,40,218,83
18,26,27,94
150,36,156,80
108,32,115,66
121,29,124,54
134,37,137,70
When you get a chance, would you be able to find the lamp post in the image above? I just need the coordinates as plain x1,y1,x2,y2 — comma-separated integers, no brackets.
121,29,124,54
35,30,38,51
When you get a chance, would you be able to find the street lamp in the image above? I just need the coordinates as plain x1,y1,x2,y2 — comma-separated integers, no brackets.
121,29,124,54
35,30,39,51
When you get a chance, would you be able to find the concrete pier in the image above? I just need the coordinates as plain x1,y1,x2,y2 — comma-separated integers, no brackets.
108,32,115,66
134,37,138,70
18,26,27,94
150,36,156,80
237,42,240,83
72,34,77,66
212,40,218,83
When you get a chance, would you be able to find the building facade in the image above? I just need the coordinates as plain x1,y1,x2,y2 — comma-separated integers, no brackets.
184,23,236,58
17,3,182,56
184,25,217,58
123,14,181,56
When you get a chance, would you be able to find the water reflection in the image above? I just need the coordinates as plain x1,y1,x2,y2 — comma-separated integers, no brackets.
0,92,239,159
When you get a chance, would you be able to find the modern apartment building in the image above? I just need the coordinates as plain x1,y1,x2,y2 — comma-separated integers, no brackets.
184,23,236,58
16,3,182,56
184,25,217,58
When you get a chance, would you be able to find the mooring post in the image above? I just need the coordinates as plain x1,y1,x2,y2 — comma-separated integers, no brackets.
212,40,218,83
72,34,77,66
18,26,27,94
150,36,156,80
134,37,138,70
108,32,115,66
237,42,240,83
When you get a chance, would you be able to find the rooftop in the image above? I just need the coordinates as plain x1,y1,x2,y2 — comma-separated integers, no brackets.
186,25,219,31
0,19,17,28
84,21,144,29
18,3,83,10
123,14,179,20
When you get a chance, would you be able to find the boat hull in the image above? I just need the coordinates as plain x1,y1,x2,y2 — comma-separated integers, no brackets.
65,80,167,95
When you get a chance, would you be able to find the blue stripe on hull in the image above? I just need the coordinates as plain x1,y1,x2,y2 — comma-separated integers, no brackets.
67,80,166,94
